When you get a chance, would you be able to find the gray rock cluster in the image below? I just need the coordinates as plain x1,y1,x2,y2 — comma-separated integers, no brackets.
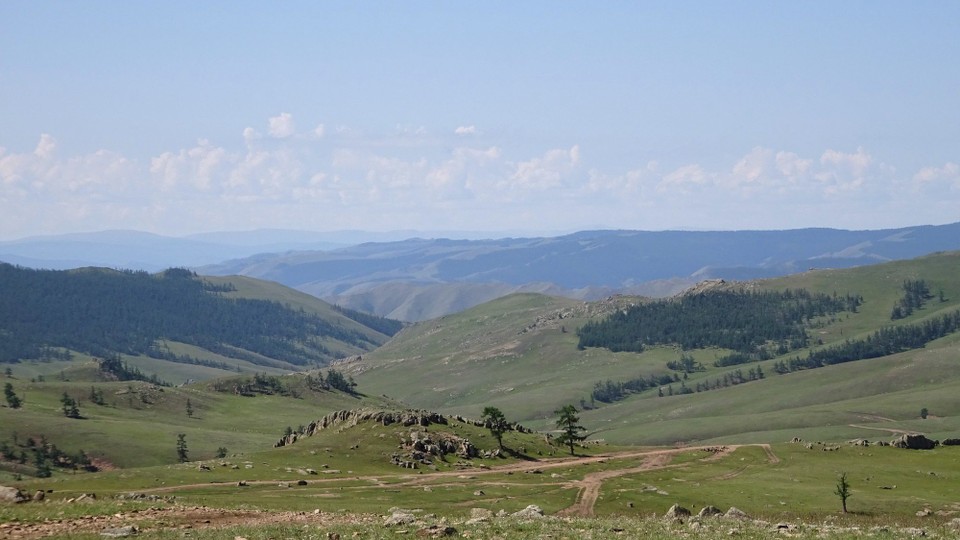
391,429,478,468
274,409,449,447
891,434,938,450
664,504,750,522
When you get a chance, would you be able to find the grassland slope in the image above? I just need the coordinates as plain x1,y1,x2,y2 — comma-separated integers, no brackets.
352,252,960,445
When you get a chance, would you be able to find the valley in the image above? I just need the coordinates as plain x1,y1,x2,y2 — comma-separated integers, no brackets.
2,249,960,538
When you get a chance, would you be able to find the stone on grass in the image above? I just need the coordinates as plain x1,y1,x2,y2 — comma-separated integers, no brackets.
511,505,545,519
665,504,691,520
698,505,723,518
101,525,138,537
384,511,417,526
0,486,27,503
724,507,751,520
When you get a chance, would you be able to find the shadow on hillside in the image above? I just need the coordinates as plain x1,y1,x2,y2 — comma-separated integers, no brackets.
503,447,538,461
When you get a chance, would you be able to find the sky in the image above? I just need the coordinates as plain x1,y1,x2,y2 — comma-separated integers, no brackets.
1,2,958,240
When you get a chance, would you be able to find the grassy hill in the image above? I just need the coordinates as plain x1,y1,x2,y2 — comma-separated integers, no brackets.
0,359,402,472
352,251,960,445
0,264,402,382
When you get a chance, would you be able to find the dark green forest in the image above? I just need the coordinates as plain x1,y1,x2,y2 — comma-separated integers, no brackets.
577,289,861,356
0,264,391,366
775,308,960,373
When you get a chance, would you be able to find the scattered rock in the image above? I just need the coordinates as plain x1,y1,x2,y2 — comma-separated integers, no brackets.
32,490,45,502
724,507,750,520
416,525,457,537
101,525,138,537
511,505,545,519
698,506,723,518
384,511,417,526
473,490,485,496
892,434,937,450
917,508,933,517
0,486,28,503
469,508,493,520
665,504,691,520
900,527,927,537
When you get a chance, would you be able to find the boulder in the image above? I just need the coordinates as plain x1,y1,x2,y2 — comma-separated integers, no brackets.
416,525,457,537
941,438,960,446
100,526,138,537
892,434,937,450
384,511,417,526
697,505,723,518
0,486,28,503
665,504,691,520
511,504,545,519
724,507,750,520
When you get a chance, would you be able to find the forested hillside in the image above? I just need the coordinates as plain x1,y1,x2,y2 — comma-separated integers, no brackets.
577,289,862,358
0,264,398,368
352,251,960,445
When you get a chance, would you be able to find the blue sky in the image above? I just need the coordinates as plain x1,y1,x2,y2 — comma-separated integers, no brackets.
1,2,958,239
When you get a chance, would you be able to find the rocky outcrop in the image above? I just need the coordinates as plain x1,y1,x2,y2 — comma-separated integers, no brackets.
0,486,28,503
275,409,448,447
892,434,937,450
665,504,691,520
391,429,478,468
511,505,545,519
697,506,723,518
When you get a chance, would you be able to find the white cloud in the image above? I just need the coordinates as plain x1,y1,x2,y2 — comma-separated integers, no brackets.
817,147,873,192
268,112,295,138
242,127,261,142
728,146,773,188
3,122,958,239
913,162,959,188
775,151,812,178
507,145,581,191
34,133,57,160
150,139,230,191
658,164,710,193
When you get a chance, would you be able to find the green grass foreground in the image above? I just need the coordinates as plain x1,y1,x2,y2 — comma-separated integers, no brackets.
3,440,959,539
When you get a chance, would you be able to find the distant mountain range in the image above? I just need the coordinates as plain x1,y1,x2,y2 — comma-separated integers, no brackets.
0,229,515,271
200,222,960,320
4,223,960,322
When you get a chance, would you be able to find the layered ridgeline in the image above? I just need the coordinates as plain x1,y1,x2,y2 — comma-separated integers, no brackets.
350,251,960,445
199,223,960,321
0,264,401,376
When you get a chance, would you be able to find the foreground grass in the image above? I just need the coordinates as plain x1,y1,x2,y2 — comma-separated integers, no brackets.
3,504,958,540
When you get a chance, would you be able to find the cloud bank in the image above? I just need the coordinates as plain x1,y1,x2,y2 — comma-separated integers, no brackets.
1,112,957,239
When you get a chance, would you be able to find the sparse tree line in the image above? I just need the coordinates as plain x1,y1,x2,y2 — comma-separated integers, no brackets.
211,369,358,397
0,263,384,366
589,355,766,405
890,279,944,320
0,434,96,478
98,355,169,386
479,405,587,456
333,304,404,337
773,308,960,373
577,289,861,363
